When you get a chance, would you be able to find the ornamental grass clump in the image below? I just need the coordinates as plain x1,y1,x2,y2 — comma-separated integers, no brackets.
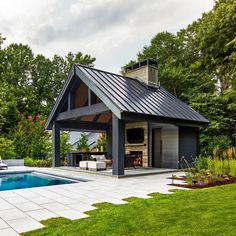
184,146,236,187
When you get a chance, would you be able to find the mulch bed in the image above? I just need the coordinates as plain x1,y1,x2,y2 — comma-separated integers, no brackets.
169,176,236,189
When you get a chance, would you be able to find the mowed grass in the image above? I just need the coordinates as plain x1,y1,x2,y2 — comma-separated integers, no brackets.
23,184,236,236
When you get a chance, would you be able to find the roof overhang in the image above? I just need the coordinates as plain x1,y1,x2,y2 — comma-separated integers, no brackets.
121,111,209,128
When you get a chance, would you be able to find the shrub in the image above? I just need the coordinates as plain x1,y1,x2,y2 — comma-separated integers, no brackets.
195,156,208,172
201,135,231,156
60,132,72,163
11,115,51,160
97,133,107,152
185,172,193,184
77,133,90,152
24,158,52,167
0,136,16,159
185,146,236,185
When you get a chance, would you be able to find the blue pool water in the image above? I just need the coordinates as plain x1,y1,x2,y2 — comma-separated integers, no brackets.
0,172,77,191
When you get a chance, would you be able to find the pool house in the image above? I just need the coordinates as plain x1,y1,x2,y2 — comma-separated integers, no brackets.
45,59,208,177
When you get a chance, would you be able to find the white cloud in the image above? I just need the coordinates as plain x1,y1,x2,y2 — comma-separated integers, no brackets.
0,0,215,73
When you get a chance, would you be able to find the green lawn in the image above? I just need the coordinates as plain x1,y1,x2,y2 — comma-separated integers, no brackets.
24,184,236,236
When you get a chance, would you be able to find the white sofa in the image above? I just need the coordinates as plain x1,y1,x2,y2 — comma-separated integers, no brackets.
87,161,106,171
90,155,106,161
79,161,88,170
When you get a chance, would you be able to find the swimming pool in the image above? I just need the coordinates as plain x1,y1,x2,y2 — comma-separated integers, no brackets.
0,172,77,191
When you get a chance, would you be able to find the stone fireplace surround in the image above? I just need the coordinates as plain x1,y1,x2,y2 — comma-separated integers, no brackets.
125,122,149,167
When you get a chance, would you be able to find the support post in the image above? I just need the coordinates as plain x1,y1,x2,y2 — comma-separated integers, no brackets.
88,88,91,106
112,114,125,176
107,125,112,158
52,121,60,167
68,92,75,110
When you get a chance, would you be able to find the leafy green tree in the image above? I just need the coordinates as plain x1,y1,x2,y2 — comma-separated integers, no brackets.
60,133,72,163
0,83,19,133
11,115,51,160
194,0,236,93
0,35,96,136
97,134,107,152
0,136,16,159
77,133,90,152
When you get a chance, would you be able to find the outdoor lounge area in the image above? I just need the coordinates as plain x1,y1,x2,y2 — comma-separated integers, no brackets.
45,59,208,177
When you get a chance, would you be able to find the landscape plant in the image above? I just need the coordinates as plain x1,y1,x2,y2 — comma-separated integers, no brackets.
0,136,16,159
77,133,90,152
96,133,107,152
185,146,236,186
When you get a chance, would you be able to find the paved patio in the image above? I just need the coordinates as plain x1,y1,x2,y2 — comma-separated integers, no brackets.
60,166,179,177
0,167,186,235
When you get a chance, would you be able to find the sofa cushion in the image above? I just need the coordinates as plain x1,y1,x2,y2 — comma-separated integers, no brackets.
91,155,106,161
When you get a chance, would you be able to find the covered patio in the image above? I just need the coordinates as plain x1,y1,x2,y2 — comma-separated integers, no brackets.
60,166,178,178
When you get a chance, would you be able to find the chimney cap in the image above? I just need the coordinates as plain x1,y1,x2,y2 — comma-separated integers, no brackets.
125,58,156,72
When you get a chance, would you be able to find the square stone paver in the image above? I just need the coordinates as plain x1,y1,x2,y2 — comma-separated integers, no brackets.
55,197,78,205
7,217,44,233
26,209,58,221
0,201,14,211
56,209,88,220
14,190,38,199
0,218,9,229
41,202,70,212
0,191,18,198
15,202,42,212
67,202,96,212
0,208,27,221
5,196,28,204
0,227,19,236
31,196,55,205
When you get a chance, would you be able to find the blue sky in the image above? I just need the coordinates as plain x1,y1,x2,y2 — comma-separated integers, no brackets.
0,0,215,73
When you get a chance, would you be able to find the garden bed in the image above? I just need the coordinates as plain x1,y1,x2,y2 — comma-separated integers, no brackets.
170,176,236,189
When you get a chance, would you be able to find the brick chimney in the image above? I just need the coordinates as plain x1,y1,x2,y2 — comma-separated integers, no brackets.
124,58,158,87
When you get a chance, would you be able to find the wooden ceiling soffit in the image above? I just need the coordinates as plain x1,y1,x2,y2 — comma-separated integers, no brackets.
97,112,112,123
80,115,96,122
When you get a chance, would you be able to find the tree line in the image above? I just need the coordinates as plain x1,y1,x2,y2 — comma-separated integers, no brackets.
0,0,235,162
0,36,95,163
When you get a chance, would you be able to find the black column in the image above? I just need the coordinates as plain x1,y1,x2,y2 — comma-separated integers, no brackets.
68,92,75,110
52,121,60,167
112,114,125,176
106,125,112,158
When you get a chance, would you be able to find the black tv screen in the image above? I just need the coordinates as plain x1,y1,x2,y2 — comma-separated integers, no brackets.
126,128,144,143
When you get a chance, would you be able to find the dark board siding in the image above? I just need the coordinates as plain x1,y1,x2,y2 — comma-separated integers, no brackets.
179,126,199,165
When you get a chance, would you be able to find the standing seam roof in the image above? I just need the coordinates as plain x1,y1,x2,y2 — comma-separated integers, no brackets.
76,65,208,124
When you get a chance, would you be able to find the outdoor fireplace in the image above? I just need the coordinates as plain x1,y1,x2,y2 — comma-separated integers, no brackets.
130,151,143,166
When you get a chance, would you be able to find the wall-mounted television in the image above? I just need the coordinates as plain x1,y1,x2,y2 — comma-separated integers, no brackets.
126,128,144,144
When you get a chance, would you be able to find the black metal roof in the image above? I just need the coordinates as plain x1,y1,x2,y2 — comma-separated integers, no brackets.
76,65,208,122
45,64,208,129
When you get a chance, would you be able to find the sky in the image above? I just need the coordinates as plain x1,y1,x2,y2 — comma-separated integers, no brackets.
0,0,215,73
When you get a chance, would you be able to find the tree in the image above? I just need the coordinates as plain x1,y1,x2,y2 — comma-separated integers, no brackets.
0,35,96,134
0,83,19,133
11,115,51,160
97,134,107,152
0,136,16,159
194,0,236,93
60,133,71,163
77,133,90,152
